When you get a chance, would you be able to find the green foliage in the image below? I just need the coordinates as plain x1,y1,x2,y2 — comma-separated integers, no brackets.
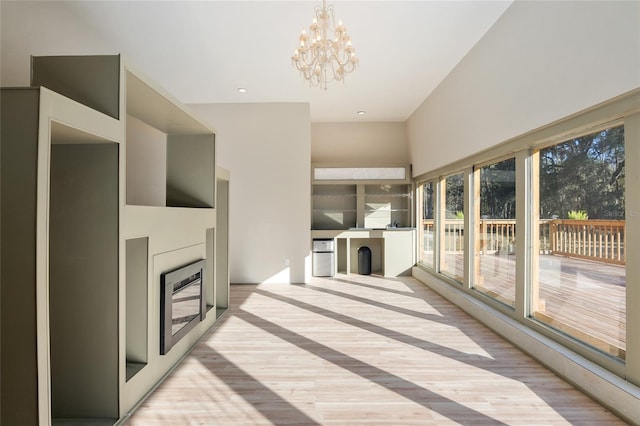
436,126,624,222
422,182,435,220
567,210,588,220
539,126,624,220
445,173,464,219
479,157,516,219
455,211,464,219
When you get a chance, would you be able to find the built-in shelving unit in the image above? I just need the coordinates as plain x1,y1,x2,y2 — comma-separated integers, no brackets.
364,184,412,229
311,165,413,230
49,137,120,423
1,86,123,425
310,165,415,278
312,184,357,230
126,72,216,208
1,55,229,426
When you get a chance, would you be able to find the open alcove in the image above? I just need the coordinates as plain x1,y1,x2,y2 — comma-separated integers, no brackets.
49,122,119,423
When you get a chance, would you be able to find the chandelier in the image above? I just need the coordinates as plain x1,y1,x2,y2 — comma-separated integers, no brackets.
292,0,358,90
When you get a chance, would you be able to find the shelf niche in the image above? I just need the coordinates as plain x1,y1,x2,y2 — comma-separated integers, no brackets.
126,113,215,209
49,125,119,422
215,174,230,316
31,54,216,209
364,184,411,229
205,228,215,311
312,184,357,230
349,238,383,274
126,237,149,381
125,71,215,208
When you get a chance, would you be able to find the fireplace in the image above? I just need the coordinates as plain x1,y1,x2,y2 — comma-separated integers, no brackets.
160,259,206,355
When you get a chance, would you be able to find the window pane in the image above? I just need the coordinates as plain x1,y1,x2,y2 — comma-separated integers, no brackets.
475,158,516,307
421,182,435,268
534,126,626,359
314,167,406,180
442,173,464,281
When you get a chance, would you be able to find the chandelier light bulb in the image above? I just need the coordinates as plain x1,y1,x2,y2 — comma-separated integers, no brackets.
291,0,358,90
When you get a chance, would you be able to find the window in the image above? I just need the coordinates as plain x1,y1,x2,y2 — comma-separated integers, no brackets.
413,92,638,384
314,167,406,180
532,125,626,359
420,181,435,268
474,158,516,307
442,172,464,281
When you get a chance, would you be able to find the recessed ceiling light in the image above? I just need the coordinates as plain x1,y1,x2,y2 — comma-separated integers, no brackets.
237,87,248,93
357,110,366,115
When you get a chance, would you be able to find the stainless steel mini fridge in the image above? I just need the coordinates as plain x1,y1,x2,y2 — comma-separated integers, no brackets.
312,239,335,277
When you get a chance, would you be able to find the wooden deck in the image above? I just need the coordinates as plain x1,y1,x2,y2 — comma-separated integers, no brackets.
437,252,626,358
125,276,623,425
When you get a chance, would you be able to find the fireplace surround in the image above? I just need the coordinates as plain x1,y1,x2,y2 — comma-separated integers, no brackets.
160,259,206,355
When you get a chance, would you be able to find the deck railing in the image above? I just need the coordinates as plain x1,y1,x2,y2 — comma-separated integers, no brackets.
548,219,625,265
421,218,626,265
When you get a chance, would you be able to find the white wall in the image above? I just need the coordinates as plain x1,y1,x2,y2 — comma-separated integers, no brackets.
312,122,408,165
408,0,640,176
190,103,311,284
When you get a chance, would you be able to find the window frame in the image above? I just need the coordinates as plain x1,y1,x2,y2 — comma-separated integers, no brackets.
413,89,640,380
472,155,518,309
417,180,437,270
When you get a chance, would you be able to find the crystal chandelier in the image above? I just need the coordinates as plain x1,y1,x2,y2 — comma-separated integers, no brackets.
292,0,358,90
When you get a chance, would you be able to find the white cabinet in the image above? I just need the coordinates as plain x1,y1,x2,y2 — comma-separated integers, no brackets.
310,229,417,277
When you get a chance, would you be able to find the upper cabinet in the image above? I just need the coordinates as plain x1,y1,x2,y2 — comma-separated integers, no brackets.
311,165,413,230
31,54,216,208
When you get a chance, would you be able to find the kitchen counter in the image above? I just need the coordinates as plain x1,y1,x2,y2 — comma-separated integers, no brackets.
310,228,416,277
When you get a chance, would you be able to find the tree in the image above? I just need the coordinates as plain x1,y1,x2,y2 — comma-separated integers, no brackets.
479,158,516,219
539,126,624,219
423,181,435,220
445,173,464,219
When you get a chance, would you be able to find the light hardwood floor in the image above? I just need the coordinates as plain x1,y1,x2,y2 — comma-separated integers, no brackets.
125,275,625,425
438,252,626,357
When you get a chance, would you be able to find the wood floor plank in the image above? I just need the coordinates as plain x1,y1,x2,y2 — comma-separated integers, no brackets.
443,252,626,354
125,275,624,425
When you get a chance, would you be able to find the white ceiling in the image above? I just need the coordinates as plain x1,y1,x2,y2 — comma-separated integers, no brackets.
0,1,512,122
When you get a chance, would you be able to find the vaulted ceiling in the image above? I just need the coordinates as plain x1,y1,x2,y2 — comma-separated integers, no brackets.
0,1,512,122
